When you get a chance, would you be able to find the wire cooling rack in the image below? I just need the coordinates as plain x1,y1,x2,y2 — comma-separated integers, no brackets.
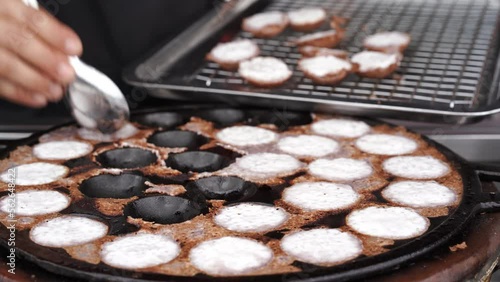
124,0,500,123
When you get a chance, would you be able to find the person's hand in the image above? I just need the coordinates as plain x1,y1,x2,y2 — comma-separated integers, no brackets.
0,0,82,108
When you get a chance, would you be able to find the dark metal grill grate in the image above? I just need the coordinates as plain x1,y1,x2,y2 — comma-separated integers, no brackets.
192,0,499,111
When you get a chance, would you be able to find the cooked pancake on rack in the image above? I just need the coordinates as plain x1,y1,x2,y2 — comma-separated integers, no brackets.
295,29,344,48
287,7,327,31
242,11,289,38
238,56,292,87
364,31,411,53
298,55,352,84
0,108,464,279
351,51,402,78
206,39,260,70
298,46,349,59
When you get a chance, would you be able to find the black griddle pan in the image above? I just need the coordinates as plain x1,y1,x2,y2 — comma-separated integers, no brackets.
0,105,499,282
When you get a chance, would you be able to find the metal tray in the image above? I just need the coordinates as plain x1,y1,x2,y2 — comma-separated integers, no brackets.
123,0,500,124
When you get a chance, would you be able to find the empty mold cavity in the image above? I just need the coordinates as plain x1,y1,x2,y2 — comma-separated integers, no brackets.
248,110,313,130
126,196,203,224
186,176,257,201
197,108,246,127
165,151,230,173
80,173,148,198
133,112,187,129
96,148,157,169
147,130,208,149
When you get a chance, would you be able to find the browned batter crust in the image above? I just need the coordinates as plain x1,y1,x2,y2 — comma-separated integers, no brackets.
365,42,410,53
290,20,324,32
206,53,252,71
299,65,350,85
242,17,289,38
298,46,349,59
353,60,400,78
205,45,259,71
364,33,411,53
295,30,344,48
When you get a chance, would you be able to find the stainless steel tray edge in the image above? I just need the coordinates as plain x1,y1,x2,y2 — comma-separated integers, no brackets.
124,80,500,124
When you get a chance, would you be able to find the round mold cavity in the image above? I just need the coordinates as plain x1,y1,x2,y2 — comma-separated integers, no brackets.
248,110,312,129
186,176,258,201
133,112,187,129
80,173,148,198
147,130,208,149
197,108,246,127
96,148,157,168
204,146,243,160
126,196,203,224
165,151,230,173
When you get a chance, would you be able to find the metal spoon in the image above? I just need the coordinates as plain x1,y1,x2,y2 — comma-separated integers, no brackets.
23,0,130,134
66,57,130,133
